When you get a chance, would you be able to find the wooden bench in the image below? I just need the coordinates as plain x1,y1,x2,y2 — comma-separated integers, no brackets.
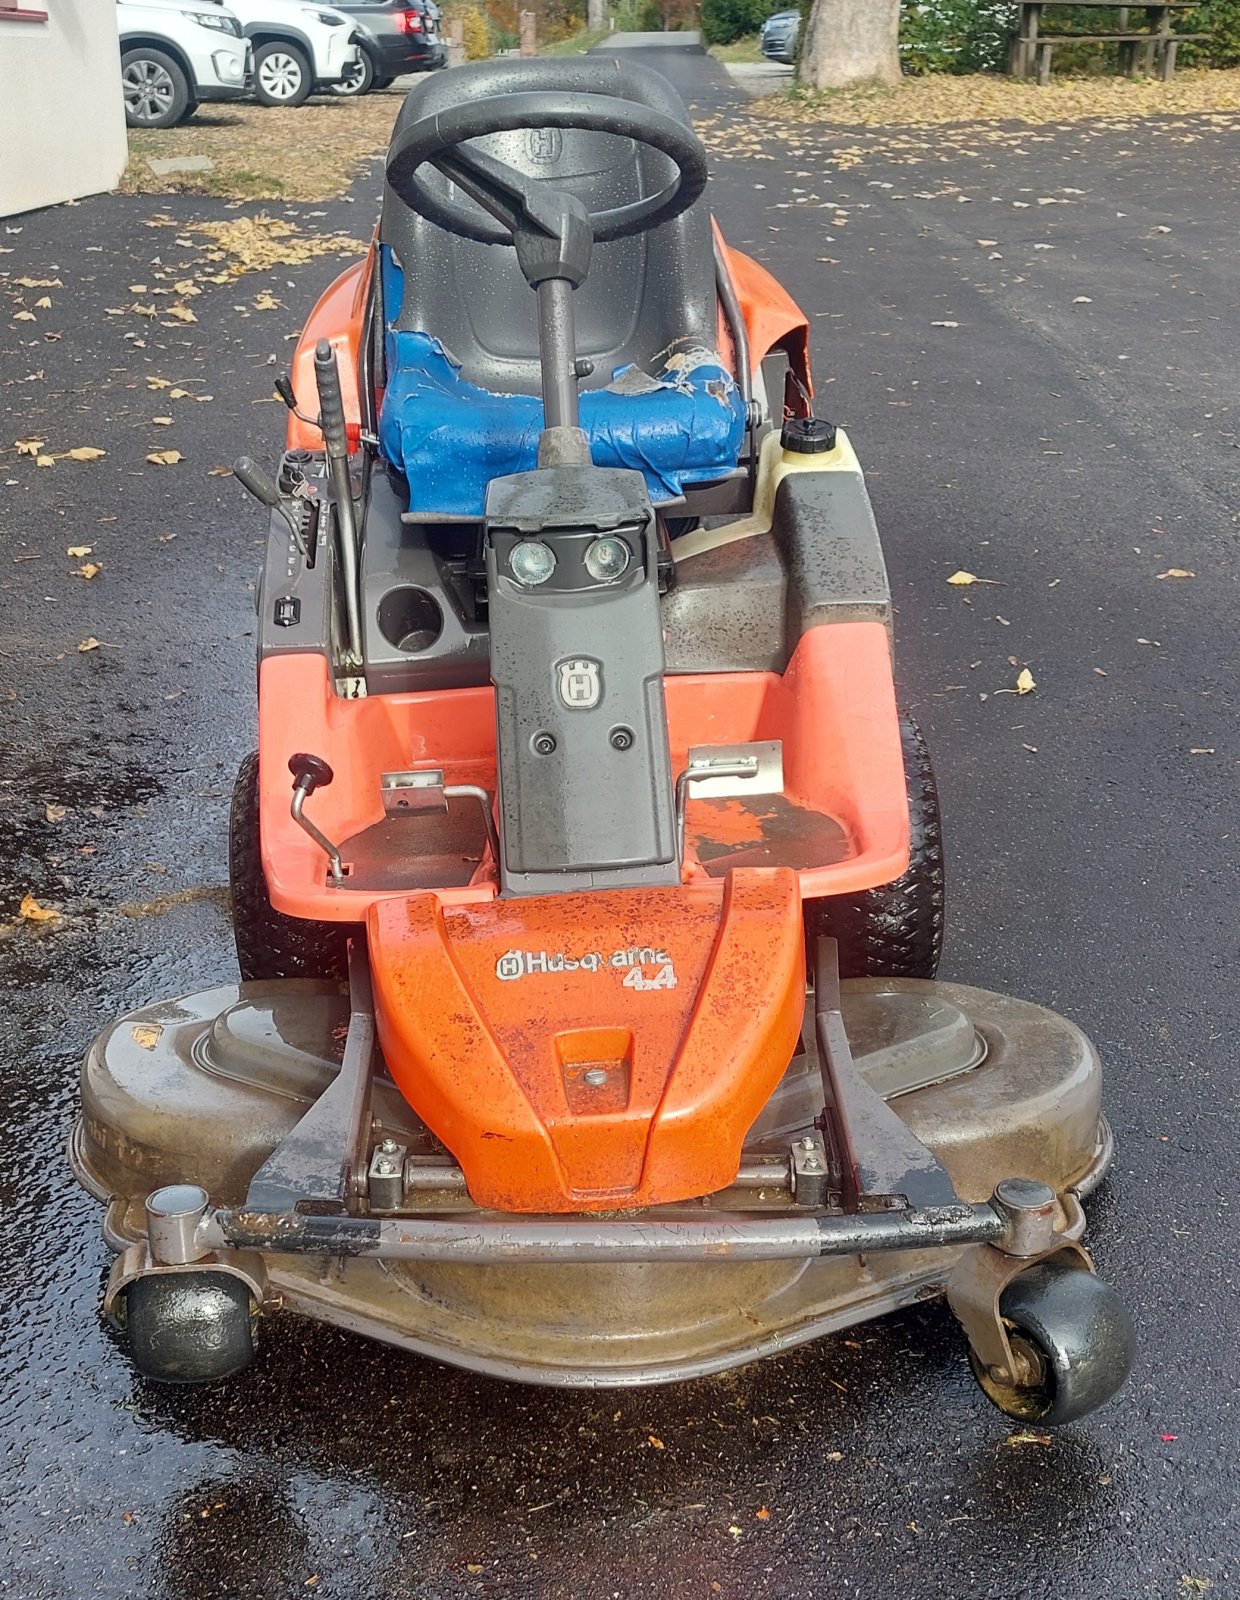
1034,30,1208,83
1015,2,1205,84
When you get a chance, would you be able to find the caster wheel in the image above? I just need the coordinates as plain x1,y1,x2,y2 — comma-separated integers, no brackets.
969,1261,1135,1425
122,1272,258,1385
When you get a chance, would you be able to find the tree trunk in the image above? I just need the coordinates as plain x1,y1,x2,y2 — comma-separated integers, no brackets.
798,0,901,90
587,0,608,32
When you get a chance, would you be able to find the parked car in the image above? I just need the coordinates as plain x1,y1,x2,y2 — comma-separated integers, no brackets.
117,0,249,128
201,0,362,104
760,7,800,62
329,0,445,95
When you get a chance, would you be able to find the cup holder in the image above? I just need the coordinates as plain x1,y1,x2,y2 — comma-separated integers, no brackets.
378,586,444,654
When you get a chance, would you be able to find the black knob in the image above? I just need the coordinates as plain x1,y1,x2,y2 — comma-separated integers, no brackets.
289,752,334,793
781,416,837,454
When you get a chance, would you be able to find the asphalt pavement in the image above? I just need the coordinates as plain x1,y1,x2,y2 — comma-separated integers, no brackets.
1,45,1237,1600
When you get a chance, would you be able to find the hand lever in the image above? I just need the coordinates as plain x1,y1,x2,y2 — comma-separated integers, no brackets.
288,753,344,884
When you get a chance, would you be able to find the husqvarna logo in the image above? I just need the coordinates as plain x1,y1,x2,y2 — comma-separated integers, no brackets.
557,657,601,709
525,127,562,164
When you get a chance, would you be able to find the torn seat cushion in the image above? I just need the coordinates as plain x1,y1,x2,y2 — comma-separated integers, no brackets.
378,329,747,518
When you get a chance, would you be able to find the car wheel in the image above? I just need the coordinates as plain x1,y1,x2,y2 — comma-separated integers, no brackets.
121,47,191,129
372,74,395,89
253,40,313,106
330,49,376,95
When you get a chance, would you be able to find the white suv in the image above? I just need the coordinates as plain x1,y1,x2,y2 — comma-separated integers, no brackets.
117,0,249,128
206,0,361,105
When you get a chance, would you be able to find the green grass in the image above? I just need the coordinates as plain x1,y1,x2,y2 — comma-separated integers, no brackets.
539,27,610,55
708,33,764,63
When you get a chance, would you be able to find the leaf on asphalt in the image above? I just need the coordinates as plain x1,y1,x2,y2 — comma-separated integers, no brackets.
947,570,1002,586
166,304,197,324
931,320,959,328
976,238,998,247
130,1024,162,1050
78,637,100,652
1016,667,1036,695
146,377,172,389
1157,567,1195,579
146,450,182,466
207,465,233,476
169,387,191,399
1005,1429,1053,1447
15,437,45,455
152,416,174,426
189,214,366,275
14,275,61,288
1073,296,1093,304
34,295,51,309
35,455,54,468
1178,1579,1212,1595
66,545,92,557
44,803,68,822
647,1434,665,1449
252,292,282,311
13,310,36,322
63,446,106,462
19,894,60,924
73,562,102,579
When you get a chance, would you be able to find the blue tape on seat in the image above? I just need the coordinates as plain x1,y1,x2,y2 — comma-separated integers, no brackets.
378,252,746,517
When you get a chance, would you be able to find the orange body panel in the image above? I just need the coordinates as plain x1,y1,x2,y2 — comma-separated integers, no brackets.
367,870,805,1211
258,621,909,923
285,245,375,453
715,228,812,395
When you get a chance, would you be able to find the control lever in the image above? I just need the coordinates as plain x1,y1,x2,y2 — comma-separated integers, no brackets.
313,340,364,667
288,752,345,885
233,455,309,555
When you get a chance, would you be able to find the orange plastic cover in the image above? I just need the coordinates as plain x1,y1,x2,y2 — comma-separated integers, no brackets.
367,870,806,1212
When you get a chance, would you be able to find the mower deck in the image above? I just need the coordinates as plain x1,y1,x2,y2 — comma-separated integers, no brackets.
74,974,1110,1386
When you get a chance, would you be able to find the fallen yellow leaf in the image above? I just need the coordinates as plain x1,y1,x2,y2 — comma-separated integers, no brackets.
166,304,197,324
253,292,282,311
947,570,978,585
130,1024,162,1050
146,377,172,389
647,1434,665,1449
1016,667,1036,695
64,446,106,462
15,438,45,455
19,894,60,923
34,295,51,309
169,387,191,400
73,562,102,579
13,310,36,322
66,544,92,557
152,416,174,426
44,803,68,823
35,455,54,468
207,465,233,476
1157,568,1195,580
146,450,182,466
78,637,100,652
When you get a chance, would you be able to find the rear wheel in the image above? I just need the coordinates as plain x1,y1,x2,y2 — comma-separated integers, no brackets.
372,74,396,89
121,48,191,129
229,751,352,981
807,712,944,980
253,40,313,106
123,1272,258,1385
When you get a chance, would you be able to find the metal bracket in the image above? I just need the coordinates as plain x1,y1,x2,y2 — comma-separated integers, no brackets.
790,1132,830,1207
381,769,500,865
103,1241,273,1326
813,937,966,1214
675,739,783,857
241,942,377,1215
367,1139,408,1211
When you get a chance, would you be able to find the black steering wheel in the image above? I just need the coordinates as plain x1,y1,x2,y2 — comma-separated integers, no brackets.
385,90,709,250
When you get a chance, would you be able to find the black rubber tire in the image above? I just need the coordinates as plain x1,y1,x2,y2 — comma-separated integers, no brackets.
331,48,376,96
252,40,313,107
123,1272,258,1384
807,712,944,980
969,1262,1136,1426
372,75,396,89
228,751,351,982
121,47,191,129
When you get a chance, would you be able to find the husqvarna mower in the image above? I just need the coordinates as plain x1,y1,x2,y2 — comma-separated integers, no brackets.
71,57,1135,1420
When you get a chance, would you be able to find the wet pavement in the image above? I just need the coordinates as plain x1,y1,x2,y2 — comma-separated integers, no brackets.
2,45,1238,1600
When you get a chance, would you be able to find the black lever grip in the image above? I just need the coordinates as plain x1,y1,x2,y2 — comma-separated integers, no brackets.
273,375,298,412
289,752,334,794
233,456,283,510
313,339,348,460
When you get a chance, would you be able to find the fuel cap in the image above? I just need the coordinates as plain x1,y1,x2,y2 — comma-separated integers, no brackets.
781,416,838,454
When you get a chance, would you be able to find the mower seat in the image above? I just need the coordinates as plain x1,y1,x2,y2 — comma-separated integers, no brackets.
377,58,747,517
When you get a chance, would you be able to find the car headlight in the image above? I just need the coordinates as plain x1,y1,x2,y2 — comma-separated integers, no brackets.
189,9,242,33
307,8,347,23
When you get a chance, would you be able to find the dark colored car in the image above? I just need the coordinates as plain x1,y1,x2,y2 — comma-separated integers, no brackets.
760,7,799,63
330,0,444,93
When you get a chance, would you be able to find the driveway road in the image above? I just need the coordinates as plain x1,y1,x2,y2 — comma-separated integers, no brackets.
0,44,1236,1600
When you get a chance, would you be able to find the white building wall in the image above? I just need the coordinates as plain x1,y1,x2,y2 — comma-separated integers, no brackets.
0,2,127,218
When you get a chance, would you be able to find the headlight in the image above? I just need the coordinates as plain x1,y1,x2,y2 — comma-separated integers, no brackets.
189,9,242,33
584,535,631,583
308,8,347,23
509,541,556,587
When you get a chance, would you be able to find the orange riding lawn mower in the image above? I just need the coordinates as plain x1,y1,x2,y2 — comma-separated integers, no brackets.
72,57,1135,1420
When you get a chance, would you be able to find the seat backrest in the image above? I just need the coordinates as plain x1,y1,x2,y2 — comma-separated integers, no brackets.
379,56,717,397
